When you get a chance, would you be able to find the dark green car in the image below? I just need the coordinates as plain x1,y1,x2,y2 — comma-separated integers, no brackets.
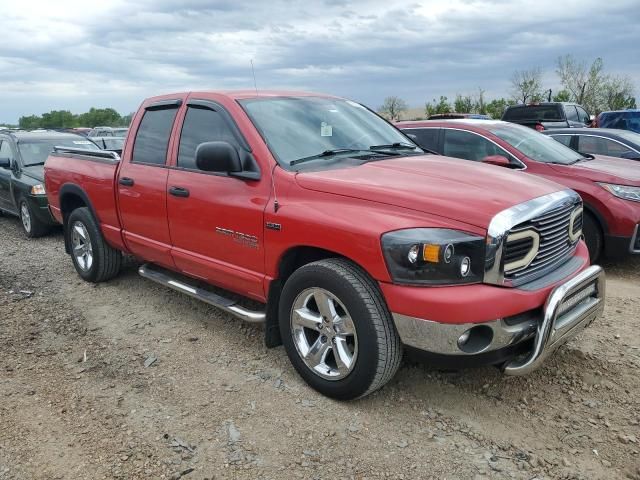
0,130,101,237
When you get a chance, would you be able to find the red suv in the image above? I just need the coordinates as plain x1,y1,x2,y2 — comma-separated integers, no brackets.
397,119,640,262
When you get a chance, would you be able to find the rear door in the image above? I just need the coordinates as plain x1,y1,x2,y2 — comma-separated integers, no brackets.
166,99,269,301
0,139,17,212
117,99,182,268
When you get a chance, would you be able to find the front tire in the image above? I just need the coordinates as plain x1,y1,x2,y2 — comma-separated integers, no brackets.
583,211,602,263
66,207,122,282
19,198,48,238
279,258,402,400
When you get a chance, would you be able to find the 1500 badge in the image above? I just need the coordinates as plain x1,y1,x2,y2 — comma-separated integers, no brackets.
215,227,259,249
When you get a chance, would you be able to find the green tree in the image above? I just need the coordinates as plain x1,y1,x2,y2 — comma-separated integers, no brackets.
77,107,122,127
510,67,544,104
40,110,76,128
485,98,514,119
454,94,474,113
476,88,487,115
19,115,42,129
552,89,572,102
425,96,452,116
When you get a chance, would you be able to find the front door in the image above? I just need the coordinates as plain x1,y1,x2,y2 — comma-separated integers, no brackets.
0,140,17,212
166,102,270,301
117,103,180,268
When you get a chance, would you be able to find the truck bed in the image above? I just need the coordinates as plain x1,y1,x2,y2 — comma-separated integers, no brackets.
44,147,124,249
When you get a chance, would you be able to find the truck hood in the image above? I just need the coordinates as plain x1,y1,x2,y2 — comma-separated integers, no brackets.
295,155,563,229
549,155,640,185
21,165,44,182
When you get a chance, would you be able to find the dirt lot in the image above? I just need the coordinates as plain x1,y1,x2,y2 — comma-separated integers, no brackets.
0,215,639,480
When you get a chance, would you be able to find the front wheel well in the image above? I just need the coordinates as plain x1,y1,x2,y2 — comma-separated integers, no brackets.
265,246,353,349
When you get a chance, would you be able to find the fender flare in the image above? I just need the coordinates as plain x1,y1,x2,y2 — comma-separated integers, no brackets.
59,183,101,253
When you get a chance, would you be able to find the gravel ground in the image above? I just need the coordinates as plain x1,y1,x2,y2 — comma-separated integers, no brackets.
1,214,639,480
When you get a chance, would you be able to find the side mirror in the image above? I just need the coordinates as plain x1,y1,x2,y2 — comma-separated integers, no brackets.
589,115,596,122
0,157,11,169
482,155,511,168
195,141,242,174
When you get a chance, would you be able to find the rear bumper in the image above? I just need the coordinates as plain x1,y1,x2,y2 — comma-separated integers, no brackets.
390,264,605,374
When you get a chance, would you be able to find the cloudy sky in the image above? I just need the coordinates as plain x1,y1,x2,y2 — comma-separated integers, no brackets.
1,0,639,123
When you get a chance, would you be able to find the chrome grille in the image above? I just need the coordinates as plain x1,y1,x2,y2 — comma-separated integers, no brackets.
504,201,582,281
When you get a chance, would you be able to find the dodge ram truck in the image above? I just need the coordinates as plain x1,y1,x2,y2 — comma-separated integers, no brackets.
44,91,605,400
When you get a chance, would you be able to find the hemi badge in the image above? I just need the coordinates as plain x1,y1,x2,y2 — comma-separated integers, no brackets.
266,222,282,231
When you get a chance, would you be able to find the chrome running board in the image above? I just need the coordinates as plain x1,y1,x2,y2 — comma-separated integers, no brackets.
138,264,266,324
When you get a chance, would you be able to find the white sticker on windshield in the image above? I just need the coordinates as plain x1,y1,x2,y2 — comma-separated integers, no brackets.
73,140,92,145
320,122,333,137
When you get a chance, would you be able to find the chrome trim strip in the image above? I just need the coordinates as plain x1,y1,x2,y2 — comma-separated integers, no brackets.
631,224,640,254
503,265,605,375
485,189,581,286
391,314,537,356
568,207,583,243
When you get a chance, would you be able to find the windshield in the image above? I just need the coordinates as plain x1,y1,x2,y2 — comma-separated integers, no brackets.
18,138,100,166
486,123,583,164
112,128,128,137
239,96,420,168
600,111,640,133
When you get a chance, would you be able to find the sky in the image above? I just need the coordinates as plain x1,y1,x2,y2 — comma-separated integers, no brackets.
1,0,639,123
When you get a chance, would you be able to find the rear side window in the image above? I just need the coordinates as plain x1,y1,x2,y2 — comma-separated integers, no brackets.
564,105,579,122
442,129,505,161
503,105,563,121
132,107,179,165
550,135,573,147
599,111,640,133
177,106,239,170
0,139,13,160
405,128,439,151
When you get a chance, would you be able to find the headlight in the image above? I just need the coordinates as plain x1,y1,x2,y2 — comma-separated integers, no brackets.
598,183,640,203
30,184,46,195
381,228,485,285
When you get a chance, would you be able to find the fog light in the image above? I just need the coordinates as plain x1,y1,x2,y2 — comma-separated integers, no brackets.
408,244,420,264
459,256,471,277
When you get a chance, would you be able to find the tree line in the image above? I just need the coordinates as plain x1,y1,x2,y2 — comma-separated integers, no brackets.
15,108,133,130
379,54,637,121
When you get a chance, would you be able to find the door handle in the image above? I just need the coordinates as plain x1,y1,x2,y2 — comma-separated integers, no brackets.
169,186,190,198
119,177,134,187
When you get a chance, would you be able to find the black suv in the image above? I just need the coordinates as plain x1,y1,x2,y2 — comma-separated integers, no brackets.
502,102,592,131
0,130,100,237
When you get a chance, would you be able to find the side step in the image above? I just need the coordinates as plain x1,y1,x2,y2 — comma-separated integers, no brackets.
138,264,266,324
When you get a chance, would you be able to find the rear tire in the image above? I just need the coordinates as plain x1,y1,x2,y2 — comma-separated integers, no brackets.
66,207,122,282
279,258,402,400
19,198,49,238
583,211,602,263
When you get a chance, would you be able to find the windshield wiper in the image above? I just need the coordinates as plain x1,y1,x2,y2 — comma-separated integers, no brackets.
369,142,418,151
290,148,368,166
25,162,45,166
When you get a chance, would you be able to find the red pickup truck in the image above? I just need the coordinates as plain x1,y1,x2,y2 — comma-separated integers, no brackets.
45,91,605,400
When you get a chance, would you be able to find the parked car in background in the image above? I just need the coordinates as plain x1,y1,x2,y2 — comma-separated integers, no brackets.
44,91,604,399
88,126,128,137
544,128,640,160
62,127,92,137
91,136,125,155
428,113,490,120
0,129,100,236
502,102,592,131
397,119,640,262
595,109,640,133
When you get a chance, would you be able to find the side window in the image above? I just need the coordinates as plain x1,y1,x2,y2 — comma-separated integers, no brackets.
442,129,503,162
0,140,14,160
576,107,591,125
602,138,633,156
132,107,179,165
564,106,579,122
578,136,608,155
177,106,239,170
551,135,573,147
405,128,439,152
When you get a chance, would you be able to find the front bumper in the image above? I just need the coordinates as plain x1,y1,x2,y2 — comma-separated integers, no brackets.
392,265,605,374
29,194,58,226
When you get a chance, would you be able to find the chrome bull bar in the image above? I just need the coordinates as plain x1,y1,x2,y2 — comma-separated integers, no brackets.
504,265,605,375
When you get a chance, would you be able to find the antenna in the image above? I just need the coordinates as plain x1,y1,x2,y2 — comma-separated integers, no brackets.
251,59,279,212
250,59,259,97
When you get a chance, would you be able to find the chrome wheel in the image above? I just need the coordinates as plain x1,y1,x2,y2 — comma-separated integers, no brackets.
71,221,93,271
20,202,31,233
290,287,358,380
